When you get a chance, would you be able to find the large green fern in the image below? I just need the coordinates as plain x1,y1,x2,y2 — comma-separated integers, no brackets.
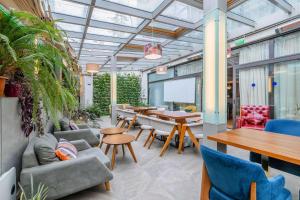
0,5,78,131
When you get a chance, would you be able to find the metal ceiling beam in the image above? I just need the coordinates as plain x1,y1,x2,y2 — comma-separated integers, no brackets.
89,20,137,33
155,16,195,29
82,43,118,51
227,11,255,27
78,0,96,59
268,0,293,14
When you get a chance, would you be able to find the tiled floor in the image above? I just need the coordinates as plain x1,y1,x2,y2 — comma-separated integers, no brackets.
62,117,299,200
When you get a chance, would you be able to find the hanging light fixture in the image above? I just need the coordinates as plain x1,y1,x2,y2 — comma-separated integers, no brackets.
144,20,162,60
156,65,167,74
86,63,100,74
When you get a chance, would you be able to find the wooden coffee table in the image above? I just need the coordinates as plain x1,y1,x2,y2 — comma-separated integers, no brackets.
102,134,137,170
99,127,126,148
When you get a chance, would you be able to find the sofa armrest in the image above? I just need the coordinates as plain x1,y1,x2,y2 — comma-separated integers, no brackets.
70,139,91,151
268,175,285,199
20,156,113,199
54,129,99,147
77,124,90,129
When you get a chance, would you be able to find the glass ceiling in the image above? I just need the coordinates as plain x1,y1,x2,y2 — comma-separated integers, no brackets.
91,7,144,27
45,0,299,71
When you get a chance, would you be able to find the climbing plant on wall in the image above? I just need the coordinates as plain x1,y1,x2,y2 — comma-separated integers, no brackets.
93,73,141,116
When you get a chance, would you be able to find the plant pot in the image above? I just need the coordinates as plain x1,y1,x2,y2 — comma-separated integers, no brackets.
5,82,22,97
0,76,8,97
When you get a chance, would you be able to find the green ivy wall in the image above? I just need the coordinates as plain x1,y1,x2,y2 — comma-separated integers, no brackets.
93,73,141,116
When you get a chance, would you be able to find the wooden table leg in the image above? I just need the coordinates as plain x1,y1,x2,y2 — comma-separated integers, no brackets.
104,144,111,155
111,145,118,170
178,124,186,154
261,155,269,173
217,142,227,153
160,126,177,157
186,127,200,150
127,143,137,162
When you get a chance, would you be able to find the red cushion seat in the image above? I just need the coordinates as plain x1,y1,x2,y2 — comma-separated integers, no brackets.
237,105,270,130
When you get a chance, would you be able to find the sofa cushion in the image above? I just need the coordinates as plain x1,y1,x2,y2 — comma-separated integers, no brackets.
34,134,59,165
69,121,79,130
60,118,71,131
78,148,110,168
55,139,78,160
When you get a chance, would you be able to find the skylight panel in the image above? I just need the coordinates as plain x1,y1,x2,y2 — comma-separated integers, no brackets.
91,7,143,27
87,27,131,38
49,0,88,18
162,1,203,23
135,35,167,43
184,31,203,39
84,39,120,46
56,22,84,32
104,0,164,12
149,21,179,31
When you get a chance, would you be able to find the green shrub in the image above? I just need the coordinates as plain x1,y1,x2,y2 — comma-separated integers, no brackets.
93,73,141,115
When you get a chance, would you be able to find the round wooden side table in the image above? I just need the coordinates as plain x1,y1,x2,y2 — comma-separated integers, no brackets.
99,127,126,148
102,134,137,170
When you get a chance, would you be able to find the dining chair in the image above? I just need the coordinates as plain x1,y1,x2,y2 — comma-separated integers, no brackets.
115,109,137,130
201,145,292,200
145,117,179,156
181,121,203,150
135,114,155,141
250,119,300,177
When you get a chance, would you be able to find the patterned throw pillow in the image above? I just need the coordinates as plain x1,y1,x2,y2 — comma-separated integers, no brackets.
55,139,78,160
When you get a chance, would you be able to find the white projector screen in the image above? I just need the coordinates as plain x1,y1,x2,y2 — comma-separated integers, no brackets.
164,78,195,103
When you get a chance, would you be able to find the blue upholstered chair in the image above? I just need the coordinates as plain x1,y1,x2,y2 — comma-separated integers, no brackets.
250,119,300,176
201,145,291,200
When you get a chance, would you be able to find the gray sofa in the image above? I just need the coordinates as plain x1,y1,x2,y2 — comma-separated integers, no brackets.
20,134,113,200
48,120,100,147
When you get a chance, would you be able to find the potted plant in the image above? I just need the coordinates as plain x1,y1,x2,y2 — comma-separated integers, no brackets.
0,5,79,135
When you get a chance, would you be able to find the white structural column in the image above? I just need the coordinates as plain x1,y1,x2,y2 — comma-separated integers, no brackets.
110,56,117,125
203,0,227,149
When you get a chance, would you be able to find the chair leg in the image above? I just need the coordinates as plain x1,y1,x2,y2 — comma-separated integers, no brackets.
200,163,211,200
104,144,111,155
126,143,137,163
143,129,154,147
122,144,125,157
135,129,143,141
148,133,157,149
104,181,111,191
111,145,118,170
250,182,256,200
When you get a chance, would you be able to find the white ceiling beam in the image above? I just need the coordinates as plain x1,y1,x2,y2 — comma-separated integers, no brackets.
52,13,87,25
89,20,137,33
227,11,256,27
267,0,293,14
65,31,83,38
81,50,113,56
155,15,195,29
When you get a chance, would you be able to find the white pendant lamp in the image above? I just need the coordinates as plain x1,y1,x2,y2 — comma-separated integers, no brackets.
156,65,167,74
86,63,100,74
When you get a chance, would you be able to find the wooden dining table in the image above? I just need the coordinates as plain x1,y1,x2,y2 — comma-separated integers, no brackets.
126,106,157,114
147,110,202,155
207,128,300,171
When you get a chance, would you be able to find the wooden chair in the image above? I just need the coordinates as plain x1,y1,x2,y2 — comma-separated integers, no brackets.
135,114,155,141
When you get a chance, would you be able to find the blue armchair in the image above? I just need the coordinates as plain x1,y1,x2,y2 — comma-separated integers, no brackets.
200,145,291,200
250,119,300,176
